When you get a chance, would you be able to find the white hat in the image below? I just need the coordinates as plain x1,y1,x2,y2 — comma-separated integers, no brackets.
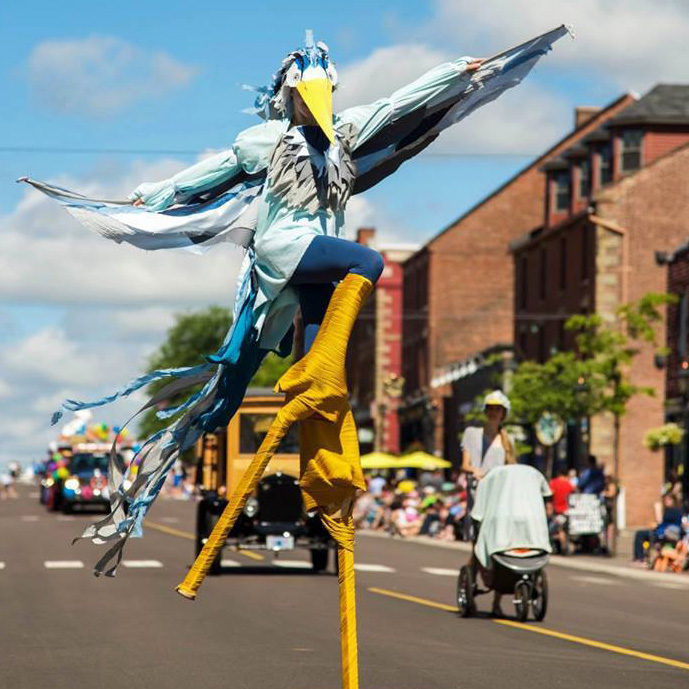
483,390,511,413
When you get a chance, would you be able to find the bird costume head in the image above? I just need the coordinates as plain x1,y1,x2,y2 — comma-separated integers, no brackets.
251,30,338,143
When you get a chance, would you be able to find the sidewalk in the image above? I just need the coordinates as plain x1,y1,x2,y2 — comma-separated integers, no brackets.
357,529,689,588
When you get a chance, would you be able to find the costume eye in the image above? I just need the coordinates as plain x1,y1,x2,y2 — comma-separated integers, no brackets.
325,62,338,86
285,60,302,87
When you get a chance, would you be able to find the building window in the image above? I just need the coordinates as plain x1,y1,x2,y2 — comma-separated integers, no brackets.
599,143,613,186
559,237,567,291
554,170,571,212
578,159,591,199
519,256,528,310
539,248,547,301
581,225,590,281
620,129,643,173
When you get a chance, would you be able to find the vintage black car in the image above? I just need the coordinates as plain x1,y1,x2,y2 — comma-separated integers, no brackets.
195,388,335,574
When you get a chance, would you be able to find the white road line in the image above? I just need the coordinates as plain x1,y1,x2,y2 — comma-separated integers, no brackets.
160,517,180,523
422,567,459,577
571,575,617,586
652,581,688,590
221,559,241,568
0,562,5,570
354,563,396,573
121,560,164,568
20,515,39,522
273,560,312,569
44,560,84,569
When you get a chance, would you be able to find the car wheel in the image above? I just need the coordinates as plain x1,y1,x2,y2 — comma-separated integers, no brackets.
310,547,329,573
61,501,72,515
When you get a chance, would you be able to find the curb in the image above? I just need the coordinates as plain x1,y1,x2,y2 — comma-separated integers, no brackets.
357,530,689,587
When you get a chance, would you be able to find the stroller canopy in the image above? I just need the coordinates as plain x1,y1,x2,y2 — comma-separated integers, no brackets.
471,464,552,568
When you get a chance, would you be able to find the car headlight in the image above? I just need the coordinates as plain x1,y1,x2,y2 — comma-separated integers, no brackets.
64,477,80,490
243,496,259,518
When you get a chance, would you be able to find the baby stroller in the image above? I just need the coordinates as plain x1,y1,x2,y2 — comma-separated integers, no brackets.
456,465,552,622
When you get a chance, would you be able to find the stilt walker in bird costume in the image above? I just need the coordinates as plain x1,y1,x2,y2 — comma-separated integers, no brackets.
21,25,571,689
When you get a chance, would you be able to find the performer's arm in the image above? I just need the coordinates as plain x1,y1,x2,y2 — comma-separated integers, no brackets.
130,150,242,210
338,58,483,149
130,120,283,210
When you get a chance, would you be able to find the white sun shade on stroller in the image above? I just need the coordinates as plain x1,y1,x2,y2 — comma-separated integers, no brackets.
471,464,552,568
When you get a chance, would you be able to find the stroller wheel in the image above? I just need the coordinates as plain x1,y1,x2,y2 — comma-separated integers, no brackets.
514,580,530,623
456,565,475,617
531,571,548,621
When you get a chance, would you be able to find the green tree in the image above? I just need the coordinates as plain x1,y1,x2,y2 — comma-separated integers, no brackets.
566,292,674,481
508,292,674,480
138,306,292,440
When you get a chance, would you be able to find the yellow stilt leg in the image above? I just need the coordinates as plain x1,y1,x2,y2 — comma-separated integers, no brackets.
338,542,359,689
176,398,308,600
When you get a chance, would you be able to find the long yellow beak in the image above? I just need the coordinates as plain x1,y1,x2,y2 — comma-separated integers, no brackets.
296,78,335,145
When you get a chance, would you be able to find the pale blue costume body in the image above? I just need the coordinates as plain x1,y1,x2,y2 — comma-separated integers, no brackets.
131,58,477,352
22,26,571,574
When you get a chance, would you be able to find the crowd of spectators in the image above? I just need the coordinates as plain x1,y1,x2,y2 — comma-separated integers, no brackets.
353,469,471,540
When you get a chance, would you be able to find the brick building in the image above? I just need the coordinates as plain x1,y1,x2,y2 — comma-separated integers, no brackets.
657,240,689,503
511,84,689,526
347,228,416,454
399,94,635,461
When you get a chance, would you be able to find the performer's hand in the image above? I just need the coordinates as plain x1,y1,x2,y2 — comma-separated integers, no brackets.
132,198,145,207
466,59,485,72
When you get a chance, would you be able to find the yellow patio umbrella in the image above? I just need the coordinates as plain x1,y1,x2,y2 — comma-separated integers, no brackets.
397,451,452,470
359,451,399,470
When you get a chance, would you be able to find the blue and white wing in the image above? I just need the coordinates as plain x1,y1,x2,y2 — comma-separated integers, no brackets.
19,175,264,254
339,25,573,194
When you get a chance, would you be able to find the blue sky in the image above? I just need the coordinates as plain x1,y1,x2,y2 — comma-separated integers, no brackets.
2,0,687,467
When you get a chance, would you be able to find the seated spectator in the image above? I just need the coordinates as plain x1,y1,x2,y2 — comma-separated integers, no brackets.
391,496,422,537
633,492,684,564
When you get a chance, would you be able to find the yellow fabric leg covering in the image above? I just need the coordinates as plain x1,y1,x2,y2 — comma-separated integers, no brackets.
177,273,372,689
176,396,312,599
338,537,359,689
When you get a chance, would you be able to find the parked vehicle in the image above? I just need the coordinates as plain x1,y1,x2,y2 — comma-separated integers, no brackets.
195,388,335,574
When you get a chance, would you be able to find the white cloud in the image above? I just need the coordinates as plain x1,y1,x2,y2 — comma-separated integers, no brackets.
27,36,197,116
1,160,243,306
335,41,568,156
0,379,11,398
1,326,133,387
418,0,688,92
335,44,446,110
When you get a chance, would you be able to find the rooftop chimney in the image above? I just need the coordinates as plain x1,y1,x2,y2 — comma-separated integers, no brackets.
575,106,601,129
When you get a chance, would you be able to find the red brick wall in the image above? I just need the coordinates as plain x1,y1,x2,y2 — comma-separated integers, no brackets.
596,144,689,525
415,96,636,388
645,129,689,166
514,216,596,361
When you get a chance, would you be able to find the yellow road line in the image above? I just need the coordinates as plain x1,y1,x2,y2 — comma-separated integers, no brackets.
494,619,689,672
146,521,264,561
369,587,689,672
368,587,457,612
147,521,195,540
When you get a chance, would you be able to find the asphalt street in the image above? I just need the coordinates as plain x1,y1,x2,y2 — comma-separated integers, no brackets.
2,485,688,689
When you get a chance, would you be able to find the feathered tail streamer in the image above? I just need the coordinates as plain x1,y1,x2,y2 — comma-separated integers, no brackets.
58,251,277,576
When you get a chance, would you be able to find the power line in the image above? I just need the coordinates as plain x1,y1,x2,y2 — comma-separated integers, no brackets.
0,145,537,158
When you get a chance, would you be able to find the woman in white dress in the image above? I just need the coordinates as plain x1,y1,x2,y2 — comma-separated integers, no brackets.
461,390,515,615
